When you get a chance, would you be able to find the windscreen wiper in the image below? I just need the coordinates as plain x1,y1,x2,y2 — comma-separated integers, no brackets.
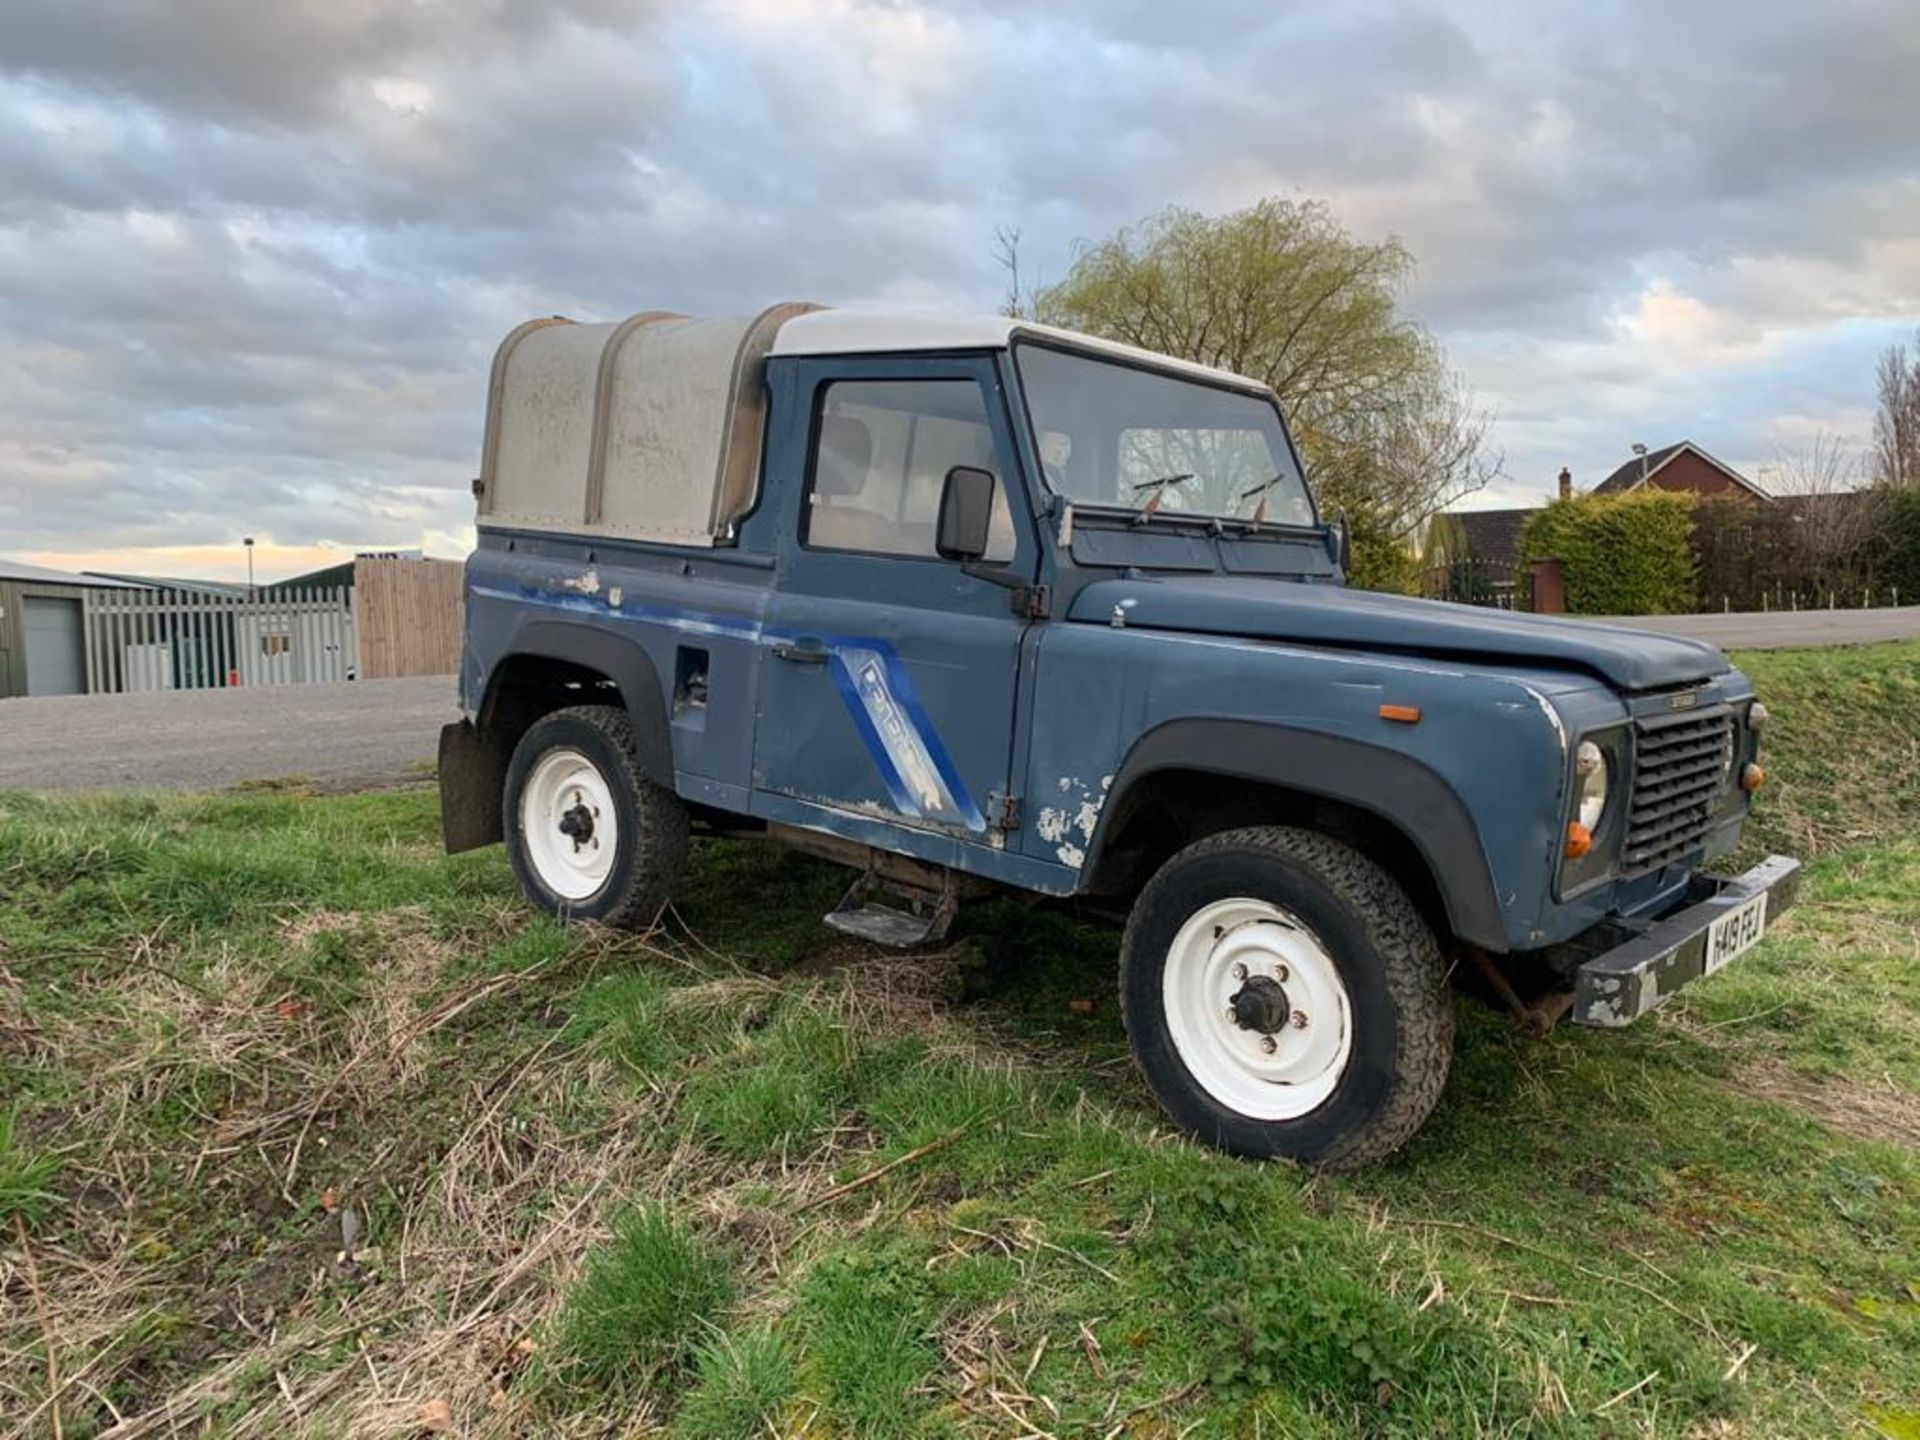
1130,472,1195,524
1236,472,1290,526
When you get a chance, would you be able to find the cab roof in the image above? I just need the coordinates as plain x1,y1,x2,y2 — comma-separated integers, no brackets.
769,310,1272,394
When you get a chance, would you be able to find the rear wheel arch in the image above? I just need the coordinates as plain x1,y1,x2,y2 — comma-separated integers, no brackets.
476,622,673,786
441,625,676,855
1080,719,1505,952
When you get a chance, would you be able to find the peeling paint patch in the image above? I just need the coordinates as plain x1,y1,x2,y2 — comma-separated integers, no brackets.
1520,685,1567,753
1038,774,1109,862
560,568,602,596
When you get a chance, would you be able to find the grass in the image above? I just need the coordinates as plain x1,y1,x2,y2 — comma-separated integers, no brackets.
0,641,1915,1437
674,1326,796,1439
0,1109,64,1228
553,1206,733,1392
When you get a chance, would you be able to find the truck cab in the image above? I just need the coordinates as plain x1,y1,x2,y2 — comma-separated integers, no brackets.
441,304,1796,1167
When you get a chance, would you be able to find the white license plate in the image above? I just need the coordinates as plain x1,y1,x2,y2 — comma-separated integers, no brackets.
1704,891,1769,974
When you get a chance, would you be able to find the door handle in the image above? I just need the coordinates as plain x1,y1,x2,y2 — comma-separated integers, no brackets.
772,639,829,665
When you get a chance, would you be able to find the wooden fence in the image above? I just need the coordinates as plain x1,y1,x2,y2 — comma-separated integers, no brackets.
84,587,356,693
354,557,464,679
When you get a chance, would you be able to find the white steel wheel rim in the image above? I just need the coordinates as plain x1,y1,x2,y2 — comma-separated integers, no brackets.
1162,897,1353,1121
520,747,618,901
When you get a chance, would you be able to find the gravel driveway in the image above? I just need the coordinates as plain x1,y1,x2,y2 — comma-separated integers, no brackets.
0,676,458,793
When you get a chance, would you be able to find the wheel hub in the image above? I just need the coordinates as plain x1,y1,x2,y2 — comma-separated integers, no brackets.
1228,974,1291,1034
557,802,595,845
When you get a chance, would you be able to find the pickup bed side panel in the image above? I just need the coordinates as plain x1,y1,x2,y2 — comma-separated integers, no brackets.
464,536,777,812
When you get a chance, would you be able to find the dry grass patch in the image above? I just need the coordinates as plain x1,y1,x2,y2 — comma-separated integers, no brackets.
2,867,1037,1439
1736,1059,1920,1152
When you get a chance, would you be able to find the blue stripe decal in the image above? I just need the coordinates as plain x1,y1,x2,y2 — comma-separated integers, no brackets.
827,651,924,818
473,582,986,832
879,650,987,831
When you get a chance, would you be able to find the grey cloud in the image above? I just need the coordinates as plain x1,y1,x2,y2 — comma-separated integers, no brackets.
1,0,1915,558
0,0,660,127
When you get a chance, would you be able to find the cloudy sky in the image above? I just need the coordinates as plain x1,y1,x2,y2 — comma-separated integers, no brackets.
3,0,1916,582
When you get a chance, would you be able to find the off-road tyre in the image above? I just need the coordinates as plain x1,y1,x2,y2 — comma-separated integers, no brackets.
1119,825,1452,1169
504,704,689,931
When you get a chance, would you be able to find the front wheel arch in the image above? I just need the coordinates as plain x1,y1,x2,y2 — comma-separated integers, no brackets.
1082,719,1506,952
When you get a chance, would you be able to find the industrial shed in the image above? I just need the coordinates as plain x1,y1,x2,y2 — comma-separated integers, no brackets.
0,558,126,698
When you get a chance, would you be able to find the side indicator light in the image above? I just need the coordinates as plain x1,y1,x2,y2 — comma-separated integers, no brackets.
1740,763,1766,793
1565,822,1592,859
1379,704,1422,724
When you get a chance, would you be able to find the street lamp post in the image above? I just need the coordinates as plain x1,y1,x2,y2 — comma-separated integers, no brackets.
244,536,255,594
1631,442,1649,487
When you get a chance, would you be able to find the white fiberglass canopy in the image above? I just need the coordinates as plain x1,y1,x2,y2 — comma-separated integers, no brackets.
477,303,1269,545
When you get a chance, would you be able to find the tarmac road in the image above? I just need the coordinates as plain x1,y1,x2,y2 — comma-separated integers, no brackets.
1,606,1915,794
1579,605,1920,651
0,675,458,793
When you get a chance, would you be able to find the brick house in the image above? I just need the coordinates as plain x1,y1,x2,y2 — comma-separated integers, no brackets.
1425,446,1770,606
1591,441,1772,502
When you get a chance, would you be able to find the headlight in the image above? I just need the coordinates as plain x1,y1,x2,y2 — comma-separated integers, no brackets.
1574,739,1609,830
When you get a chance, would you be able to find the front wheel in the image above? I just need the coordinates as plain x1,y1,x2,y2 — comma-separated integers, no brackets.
1119,826,1452,1169
503,705,689,930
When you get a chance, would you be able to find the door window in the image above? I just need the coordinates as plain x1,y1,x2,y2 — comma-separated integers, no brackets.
805,379,1015,561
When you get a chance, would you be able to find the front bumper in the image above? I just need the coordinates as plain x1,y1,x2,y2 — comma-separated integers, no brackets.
1571,854,1801,1028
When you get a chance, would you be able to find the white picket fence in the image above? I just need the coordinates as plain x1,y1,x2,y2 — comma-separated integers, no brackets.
83,587,357,694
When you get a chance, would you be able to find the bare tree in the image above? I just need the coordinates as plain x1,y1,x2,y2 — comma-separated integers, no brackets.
992,225,1031,320
1873,333,1920,490
1772,434,1886,595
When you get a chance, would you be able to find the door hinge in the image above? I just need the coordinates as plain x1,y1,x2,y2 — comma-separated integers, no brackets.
1014,584,1050,620
987,791,1022,831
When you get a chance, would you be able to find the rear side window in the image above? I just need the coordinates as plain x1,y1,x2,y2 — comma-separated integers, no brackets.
805,379,1015,561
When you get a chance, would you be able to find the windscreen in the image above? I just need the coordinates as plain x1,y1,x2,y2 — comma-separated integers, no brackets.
1016,343,1315,527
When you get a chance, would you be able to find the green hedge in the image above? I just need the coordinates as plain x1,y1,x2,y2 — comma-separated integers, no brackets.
1344,503,1420,595
1519,491,1696,614
1884,488,1920,601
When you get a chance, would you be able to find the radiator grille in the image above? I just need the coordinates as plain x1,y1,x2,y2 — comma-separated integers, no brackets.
1624,707,1733,874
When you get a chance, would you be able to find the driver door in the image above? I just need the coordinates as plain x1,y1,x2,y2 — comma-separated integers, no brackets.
751,355,1036,848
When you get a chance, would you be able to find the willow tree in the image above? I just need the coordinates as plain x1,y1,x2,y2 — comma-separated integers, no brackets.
1034,200,1494,588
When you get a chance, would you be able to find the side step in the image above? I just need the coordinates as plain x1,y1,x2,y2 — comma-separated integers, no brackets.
823,871,959,950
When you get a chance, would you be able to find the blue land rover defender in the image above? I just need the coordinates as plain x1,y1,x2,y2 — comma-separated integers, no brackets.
440,303,1797,1168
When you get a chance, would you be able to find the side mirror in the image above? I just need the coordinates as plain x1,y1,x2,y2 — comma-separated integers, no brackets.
1326,508,1351,574
936,465,996,561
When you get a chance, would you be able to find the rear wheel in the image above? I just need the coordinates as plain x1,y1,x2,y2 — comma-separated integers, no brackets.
504,705,688,930
1119,826,1452,1168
